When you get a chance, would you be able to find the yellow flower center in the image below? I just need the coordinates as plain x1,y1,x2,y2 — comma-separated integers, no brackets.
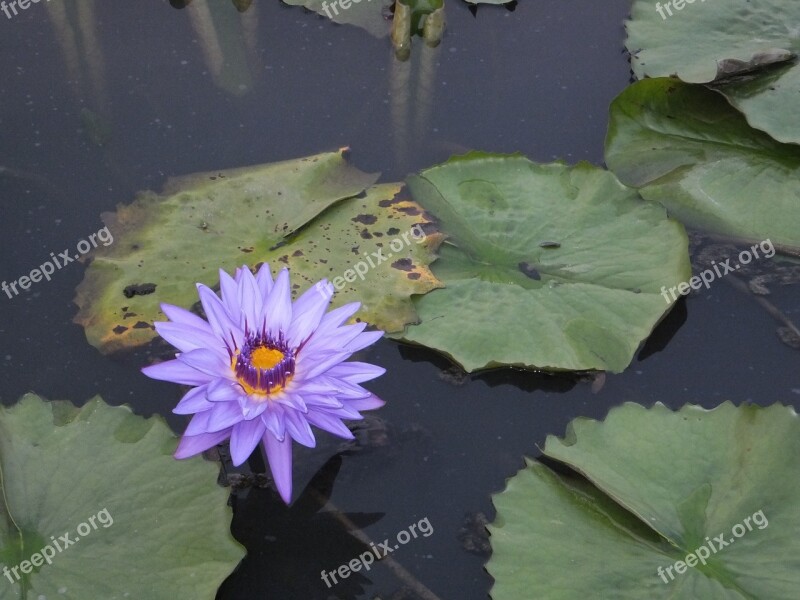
231,337,295,398
251,346,285,370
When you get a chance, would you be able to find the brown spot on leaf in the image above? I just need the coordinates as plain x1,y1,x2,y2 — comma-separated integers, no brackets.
123,283,157,298
391,258,413,271
407,272,421,280
292,250,304,257
397,206,421,216
352,214,378,225
387,227,400,235
518,262,541,280
360,229,373,240
113,325,128,335
132,321,153,330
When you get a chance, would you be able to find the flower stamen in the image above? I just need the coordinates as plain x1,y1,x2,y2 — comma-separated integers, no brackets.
232,331,295,397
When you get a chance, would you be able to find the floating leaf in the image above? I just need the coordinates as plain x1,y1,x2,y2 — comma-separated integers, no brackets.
399,153,690,373
605,78,800,251
74,150,378,352
626,0,800,143
488,402,800,599
0,394,244,600
266,183,444,333
74,151,443,353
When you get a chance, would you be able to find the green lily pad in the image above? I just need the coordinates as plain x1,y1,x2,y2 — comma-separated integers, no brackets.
605,78,800,251
626,0,800,144
266,182,445,333
399,153,691,373
74,150,369,353
281,0,392,38
74,151,443,353
0,394,243,600
487,402,800,599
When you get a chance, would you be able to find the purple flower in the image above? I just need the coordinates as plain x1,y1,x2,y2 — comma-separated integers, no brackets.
142,264,385,503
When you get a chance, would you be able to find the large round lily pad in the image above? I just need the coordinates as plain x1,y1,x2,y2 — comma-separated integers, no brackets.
605,78,800,252
74,150,442,353
400,153,691,373
0,394,244,600
487,402,800,599
626,0,800,144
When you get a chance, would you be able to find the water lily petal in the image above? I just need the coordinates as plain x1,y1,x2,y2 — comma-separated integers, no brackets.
285,408,316,448
229,418,267,466
300,350,351,380
345,393,386,411
262,404,286,440
275,392,307,413
241,396,269,420
184,410,214,436
174,427,232,460
207,401,245,433
218,268,241,319
255,262,274,297
325,362,386,383
262,268,292,336
160,302,211,331
197,284,243,344
305,410,354,440
173,385,213,415
142,359,213,386
287,281,332,347
237,267,261,330
177,348,229,377
301,393,343,410
344,330,384,353
155,321,223,355
316,301,361,332
206,378,243,402
263,431,293,504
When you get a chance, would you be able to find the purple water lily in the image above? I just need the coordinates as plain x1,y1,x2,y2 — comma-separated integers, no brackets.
142,264,385,503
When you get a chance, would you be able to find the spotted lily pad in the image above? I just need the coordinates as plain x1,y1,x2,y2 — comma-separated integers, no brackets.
0,394,243,600
399,153,691,373
74,150,442,353
265,183,444,332
487,402,800,599
626,0,800,144
605,79,800,251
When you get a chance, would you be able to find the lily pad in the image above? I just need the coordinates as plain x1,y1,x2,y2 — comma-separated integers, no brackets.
487,402,800,599
73,151,362,352
265,183,444,332
281,0,392,38
605,78,800,251
74,151,443,353
399,153,691,373
626,0,800,144
0,394,244,600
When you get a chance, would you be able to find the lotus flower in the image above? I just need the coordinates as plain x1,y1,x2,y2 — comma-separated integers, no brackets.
142,264,385,503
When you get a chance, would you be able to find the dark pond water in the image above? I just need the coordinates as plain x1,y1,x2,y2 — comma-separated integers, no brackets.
1,1,797,599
